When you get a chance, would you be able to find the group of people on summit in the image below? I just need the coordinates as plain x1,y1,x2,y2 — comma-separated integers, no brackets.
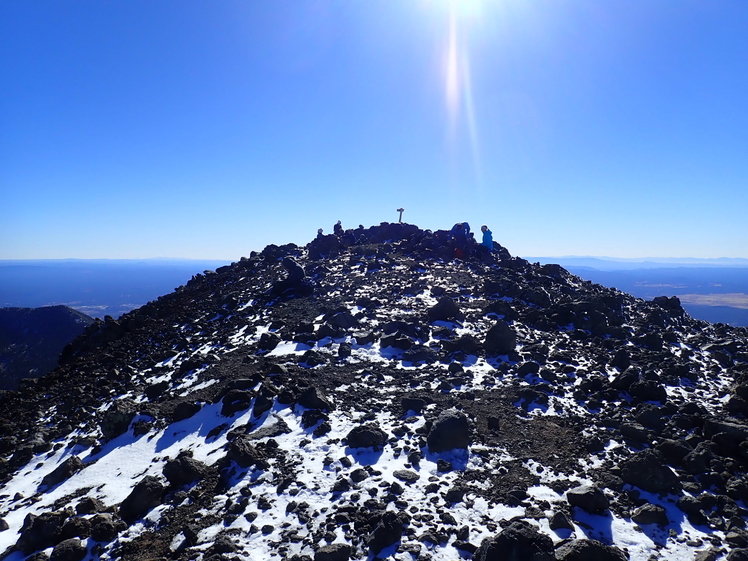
448,221,493,260
316,220,495,262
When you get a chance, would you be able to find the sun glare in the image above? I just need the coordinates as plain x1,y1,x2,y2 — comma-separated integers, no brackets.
448,0,483,20
444,0,484,188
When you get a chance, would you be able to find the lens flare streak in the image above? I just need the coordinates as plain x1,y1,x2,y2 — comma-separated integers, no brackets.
445,1,483,190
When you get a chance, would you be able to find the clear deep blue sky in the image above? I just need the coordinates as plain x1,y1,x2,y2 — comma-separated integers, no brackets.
2,0,747,260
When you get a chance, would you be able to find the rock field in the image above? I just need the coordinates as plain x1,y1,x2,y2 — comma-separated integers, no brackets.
1,222,748,561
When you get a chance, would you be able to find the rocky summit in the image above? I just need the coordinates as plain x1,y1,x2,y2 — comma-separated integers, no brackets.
1,222,748,561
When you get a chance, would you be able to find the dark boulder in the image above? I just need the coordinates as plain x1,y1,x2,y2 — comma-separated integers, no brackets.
89,513,126,542
637,331,663,351
427,409,470,452
610,367,639,391
221,389,254,417
728,549,748,561
517,361,541,376
257,332,281,353
144,380,170,400
315,543,352,561
226,435,268,469
677,494,715,526
393,469,419,483
353,331,378,345
610,348,631,371
566,484,609,514
402,345,437,364
17,511,69,554
428,297,463,322
172,401,202,422
271,257,313,298
307,234,341,260
656,438,693,465
253,385,276,417
328,310,359,329
301,408,328,430
49,538,87,561
58,516,91,540
346,424,387,449
548,510,574,531
301,349,327,367
629,380,667,403
40,456,84,489
484,320,516,355
555,539,628,561
652,295,685,314
442,335,482,355
474,520,555,561
620,449,681,493
119,475,166,523
100,401,136,440
402,396,427,413
162,451,208,487
632,503,669,526
75,497,106,515
368,511,408,554
682,442,716,475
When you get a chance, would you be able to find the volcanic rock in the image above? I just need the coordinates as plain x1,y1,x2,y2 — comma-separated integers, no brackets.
100,401,136,440
555,539,628,561
484,319,517,355
566,484,609,514
40,456,83,489
632,503,669,526
427,408,470,452
315,543,352,561
16,511,69,554
346,424,387,449
620,449,682,493
368,511,408,554
119,475,166,524
49,538,87,561
162,451,208,487
474,520,555,561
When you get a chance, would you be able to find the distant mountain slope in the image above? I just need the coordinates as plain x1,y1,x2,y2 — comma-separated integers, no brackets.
524,258,748,327
0,306,95,390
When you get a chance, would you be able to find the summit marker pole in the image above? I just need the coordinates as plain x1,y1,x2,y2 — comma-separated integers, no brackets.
397,208,404,223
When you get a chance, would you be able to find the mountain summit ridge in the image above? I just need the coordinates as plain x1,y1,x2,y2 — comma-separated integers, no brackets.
1,222,747,561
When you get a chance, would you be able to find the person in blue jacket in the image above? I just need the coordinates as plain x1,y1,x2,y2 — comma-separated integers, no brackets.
481,225,493,251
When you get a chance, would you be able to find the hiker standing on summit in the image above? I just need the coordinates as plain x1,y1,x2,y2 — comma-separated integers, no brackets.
481,225,493,251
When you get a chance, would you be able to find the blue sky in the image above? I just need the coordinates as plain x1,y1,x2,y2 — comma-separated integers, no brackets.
2,0,747,260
